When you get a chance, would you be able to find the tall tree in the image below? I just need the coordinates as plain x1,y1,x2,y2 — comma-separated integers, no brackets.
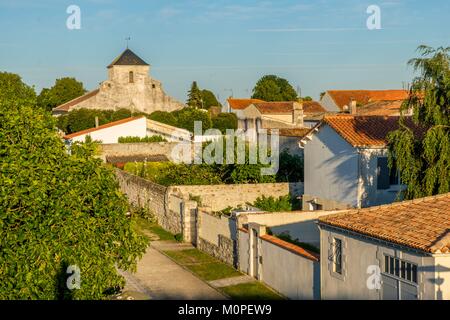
388,46,450,199
0,77,147,299
252,75,298,101
38,77,86,111
187,81,203,109
201,89,221,109
0,71,36,105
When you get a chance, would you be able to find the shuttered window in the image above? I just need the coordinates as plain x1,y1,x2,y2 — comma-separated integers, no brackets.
377,157,390,190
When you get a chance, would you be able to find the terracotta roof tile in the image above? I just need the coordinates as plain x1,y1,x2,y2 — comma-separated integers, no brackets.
319,193,450,254
254,102,295,114
303,101,327,114
326,90,409,111
261,234,320,261
268,128,311,137
322,115,425,148
228,98,265,110
64,116,145,139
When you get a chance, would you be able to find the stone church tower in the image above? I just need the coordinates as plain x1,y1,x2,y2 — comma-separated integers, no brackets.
53,49,185,115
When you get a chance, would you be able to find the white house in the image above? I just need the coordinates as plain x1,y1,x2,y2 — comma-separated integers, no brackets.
318,192,450,300
64,116,192,144
300,115,423,210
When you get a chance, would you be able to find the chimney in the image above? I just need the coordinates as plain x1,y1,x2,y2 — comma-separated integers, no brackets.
293,101,304,127
350,98,357,115
95,116,99,128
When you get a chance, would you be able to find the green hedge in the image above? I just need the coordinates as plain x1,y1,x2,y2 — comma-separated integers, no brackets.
118,136,167,143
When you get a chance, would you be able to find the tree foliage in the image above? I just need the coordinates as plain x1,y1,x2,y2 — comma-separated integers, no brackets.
57,108,150,134
187,81,203,108
0,71,36,105
250,195,300,212
388,46,450,199
0,84,147,299
252,75,298,101
38,77,86,111
211,113,238,134
201,89,221,109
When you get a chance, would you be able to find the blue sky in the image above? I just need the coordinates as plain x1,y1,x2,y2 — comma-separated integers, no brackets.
0,0,449,103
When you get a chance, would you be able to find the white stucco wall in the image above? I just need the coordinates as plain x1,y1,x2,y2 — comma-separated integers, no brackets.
319,226,442,300
320,93,340,112
260,239,319,300
238,230,250,273
304,124,359,208
68,117,147,144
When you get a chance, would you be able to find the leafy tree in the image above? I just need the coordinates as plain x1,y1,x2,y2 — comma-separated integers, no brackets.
187,81,203,109
388,45,450,199
38,77,86,111
252,75,298,101
211,113,238,134
148,111,178,127
173,107,212,133
302,96,313,101
276,151,304,182
0,96,147,299
201,89,221,109
0,71,36,105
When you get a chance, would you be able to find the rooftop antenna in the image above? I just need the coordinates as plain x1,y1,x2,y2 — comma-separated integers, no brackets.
125,36,131,49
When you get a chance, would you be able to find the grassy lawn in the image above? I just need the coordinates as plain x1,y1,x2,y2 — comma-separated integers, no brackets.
221,282,284,300
133,217,176,241
164,249,241,281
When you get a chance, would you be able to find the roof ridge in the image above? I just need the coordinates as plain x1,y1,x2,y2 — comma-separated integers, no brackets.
64,116,145,139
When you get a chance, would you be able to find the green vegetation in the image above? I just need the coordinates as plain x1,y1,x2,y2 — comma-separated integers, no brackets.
57,108,150,134
212,113,238,134
118,135,167,143
37,77,86,111
201,89,222,109
273,232,320,254
132,217,176,241
0,76,147,299
388,45,450,199
252,75,298,102
187,81,203,109
250,195,301,212
221,282,283,300
0,72,36,104
124,144,303,186
164,249,241,281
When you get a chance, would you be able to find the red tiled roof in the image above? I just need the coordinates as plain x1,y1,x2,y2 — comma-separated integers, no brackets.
322,115,425,148
303,101,326,114
319,193,450,254
64,116,145,139
228,98,265,110
326,90,409,111
268,128,311,138
254,102,295,114
261,234,320,261
356,100,403,116
52,89,100,112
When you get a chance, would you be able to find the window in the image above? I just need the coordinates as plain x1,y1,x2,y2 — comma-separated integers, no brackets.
377,157,399,189
129,71,134,83
384,255,418,284
333,238,343,274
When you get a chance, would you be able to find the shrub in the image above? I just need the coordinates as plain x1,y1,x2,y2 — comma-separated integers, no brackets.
250,195,300,212
118,136,167,143
211,113,238,134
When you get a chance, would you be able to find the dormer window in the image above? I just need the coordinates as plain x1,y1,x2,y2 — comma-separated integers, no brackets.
129,71,134,83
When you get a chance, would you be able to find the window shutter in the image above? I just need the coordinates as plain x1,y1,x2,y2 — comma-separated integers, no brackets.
377,157,390,190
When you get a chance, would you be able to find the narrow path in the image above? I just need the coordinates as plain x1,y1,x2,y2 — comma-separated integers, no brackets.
208,275,256,288
120,241,226,300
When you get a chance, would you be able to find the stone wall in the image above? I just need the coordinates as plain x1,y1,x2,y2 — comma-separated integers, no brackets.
171,182,303,212
100,142,179,158
114,169,182,234
197,235,236,267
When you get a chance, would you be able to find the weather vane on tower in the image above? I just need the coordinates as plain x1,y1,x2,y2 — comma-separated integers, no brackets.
125,36,131,49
